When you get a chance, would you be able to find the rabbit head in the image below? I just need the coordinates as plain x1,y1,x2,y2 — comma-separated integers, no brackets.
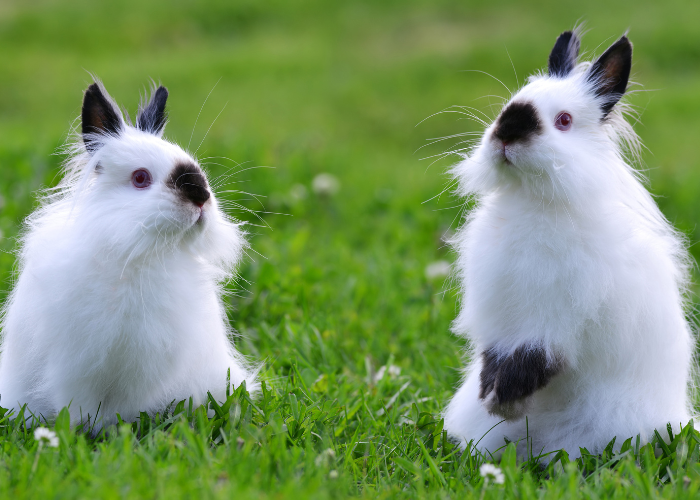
454,30,637,209
47,80,245,273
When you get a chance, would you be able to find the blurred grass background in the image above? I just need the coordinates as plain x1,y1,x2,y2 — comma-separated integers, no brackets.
1,1,700,493
2,0,700,403
2,0,700,496
2,0,700,410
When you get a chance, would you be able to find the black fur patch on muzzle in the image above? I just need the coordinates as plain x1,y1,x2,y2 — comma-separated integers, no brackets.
168,162,210,207
493,102,542,144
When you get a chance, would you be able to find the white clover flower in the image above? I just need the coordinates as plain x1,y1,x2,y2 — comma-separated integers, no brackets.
312,173,340,196
34,427,59,448
425,260,451,280
289,183,308,201
374,364,401,382
315,448,337,467
480,463,504,484
373,365,387,382
329,470,339,479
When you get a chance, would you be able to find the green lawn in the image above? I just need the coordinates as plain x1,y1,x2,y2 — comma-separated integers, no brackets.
2,0,700,497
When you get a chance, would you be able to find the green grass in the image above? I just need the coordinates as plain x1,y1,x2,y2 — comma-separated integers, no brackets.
2,0,700,497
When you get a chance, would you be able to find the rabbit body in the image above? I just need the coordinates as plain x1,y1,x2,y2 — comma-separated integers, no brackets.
0,82,257,427
443,32,694,458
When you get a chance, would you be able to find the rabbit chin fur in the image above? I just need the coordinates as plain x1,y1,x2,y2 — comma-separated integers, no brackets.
0,81,258,428
443,33,695,460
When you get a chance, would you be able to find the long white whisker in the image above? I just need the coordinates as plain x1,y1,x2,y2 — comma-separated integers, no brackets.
458,69,512,94
188,78,221,151
194,102,228,156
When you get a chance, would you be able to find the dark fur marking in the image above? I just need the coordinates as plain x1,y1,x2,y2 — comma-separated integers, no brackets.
586,36,633,117
493,102,541,144
479,349,499,399
168,162,210,207
479,344,563,406
548,30,580,77
136,86,169,135
82,83,123,152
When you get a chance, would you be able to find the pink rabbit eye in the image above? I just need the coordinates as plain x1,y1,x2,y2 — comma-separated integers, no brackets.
554,112,572,131
131,169,152,189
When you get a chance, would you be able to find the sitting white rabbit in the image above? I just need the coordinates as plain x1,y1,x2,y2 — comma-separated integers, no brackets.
443,30,695,458
0,80,258,428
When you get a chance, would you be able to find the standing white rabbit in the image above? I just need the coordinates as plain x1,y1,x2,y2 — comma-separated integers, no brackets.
443,30,695,459
0,80,258,428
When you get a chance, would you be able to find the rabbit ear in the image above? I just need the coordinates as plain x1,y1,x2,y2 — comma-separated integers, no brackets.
586,36,633,117
136,86,169,136
548,30,580,77
82,82,124,152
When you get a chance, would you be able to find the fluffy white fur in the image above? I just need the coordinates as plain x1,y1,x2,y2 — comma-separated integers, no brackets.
443,33,695,459
0,81,258,428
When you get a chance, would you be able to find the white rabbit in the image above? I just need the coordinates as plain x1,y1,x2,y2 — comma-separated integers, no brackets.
0,80,258,428
443,30,695,459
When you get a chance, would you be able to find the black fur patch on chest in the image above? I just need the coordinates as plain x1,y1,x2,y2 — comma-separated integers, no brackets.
479,343,563,405
493,102,542,144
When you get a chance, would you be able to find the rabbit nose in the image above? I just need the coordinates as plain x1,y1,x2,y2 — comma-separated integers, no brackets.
188,187,210,208
168,161,211,207
493,101,542,144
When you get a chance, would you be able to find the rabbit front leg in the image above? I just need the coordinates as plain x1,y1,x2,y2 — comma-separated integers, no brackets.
479,344,565,420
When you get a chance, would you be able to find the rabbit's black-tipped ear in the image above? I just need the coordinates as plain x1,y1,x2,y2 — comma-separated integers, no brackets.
136,86,168,136
548,30,580,77
586,36,633,117
82,82,123,152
